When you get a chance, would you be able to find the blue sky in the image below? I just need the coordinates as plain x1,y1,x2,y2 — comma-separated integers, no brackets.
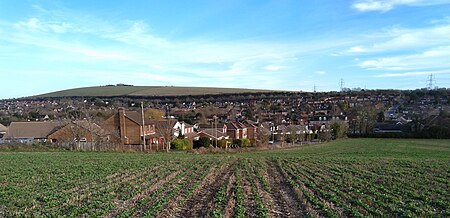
1,0,449,99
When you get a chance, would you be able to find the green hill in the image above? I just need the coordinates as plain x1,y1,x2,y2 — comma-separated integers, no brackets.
35,85,281,98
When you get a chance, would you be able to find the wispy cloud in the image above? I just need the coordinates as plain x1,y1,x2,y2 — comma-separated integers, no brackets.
358,46,450,70
0,6,354,85
352,0,450,12
346,24,450,54
14,17,73,33
0,27,130,61
340,21,450,78
262,65,285,71
107,21,172,48
374,69,450,77
314,71,327,75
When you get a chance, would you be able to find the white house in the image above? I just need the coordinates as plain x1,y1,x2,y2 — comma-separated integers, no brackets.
173,121,195,137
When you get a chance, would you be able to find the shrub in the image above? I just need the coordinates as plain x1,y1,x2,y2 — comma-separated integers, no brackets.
170,139,192,150
217,139,230,149
232,138,251,147
232,139,242,147
330,120,349,139
194,137,211,148
241,138,251,147
318,131,332,142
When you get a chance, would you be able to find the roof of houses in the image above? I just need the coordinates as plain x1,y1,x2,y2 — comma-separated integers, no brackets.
197,123,213,129
244,120,258,126
226,122,247,130
198,129,228,140
243,121,257,128
153,119,178,128
182,122,194,128
0,123,7,132
5,121,65,139
72,120,110,136
122,110,154,126
184,131,199,139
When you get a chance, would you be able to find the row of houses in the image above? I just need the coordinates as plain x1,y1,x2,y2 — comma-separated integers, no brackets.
0,109,259,150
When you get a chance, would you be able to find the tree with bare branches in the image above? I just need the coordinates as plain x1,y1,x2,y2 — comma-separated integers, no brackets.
155,119,176,152
255,124,270,147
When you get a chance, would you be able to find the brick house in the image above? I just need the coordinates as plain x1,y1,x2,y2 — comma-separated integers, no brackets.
102,109,158,146
0,123,7,138
225,122,248,139
243,121,257,140
48,120,114,144
5,121,64,143
198,129,229,141
173,121,195,137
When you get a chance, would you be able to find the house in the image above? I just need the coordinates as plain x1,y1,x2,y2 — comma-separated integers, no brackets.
175,121,199,142
102,109,158,146
0,123,7,138
4,121,64,143
47,120,115,147
198,129,229,141
243,121,257,140
225,122,248,139
309,116,333,126
173,121,195,138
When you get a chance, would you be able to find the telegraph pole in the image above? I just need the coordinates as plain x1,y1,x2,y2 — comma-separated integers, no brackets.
141,102,146,151
214,115,217,148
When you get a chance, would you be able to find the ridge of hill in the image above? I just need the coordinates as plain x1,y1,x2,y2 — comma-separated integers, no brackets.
35,85,283,98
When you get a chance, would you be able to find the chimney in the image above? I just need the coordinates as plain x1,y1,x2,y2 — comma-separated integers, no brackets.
118,108,126,144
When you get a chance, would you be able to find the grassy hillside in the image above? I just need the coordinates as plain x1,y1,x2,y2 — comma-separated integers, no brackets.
1,138,449,217
35,85,279,98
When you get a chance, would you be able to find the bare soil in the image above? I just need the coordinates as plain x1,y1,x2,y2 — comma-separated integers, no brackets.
264,159,308,217
177,160,237,217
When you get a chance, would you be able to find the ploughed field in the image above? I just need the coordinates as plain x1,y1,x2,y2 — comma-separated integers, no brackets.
0,139,449,217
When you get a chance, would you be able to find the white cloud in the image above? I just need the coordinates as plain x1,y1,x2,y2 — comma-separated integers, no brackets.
15,17,72,33
0,5,356,95
1,5,357,82
339,19,450,81
346,24,450,54
374,69,450,77
314,71,326,75
348,46,367,53
352,0,450,12
262,65,285,71
0,30,130,61
358,46,450,70
107,21,172,48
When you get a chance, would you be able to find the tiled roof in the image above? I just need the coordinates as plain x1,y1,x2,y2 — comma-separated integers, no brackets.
199,129,228,139
72,120,110,136
5,121,65,139
123,111,153,126
184,132,199,139
0,123,7,132
226,122,247,130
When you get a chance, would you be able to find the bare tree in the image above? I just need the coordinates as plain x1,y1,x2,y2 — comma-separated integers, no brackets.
280,127,287,147
298,124,305,145
286,125,298,146
256,124,270,147
57,101,111,151
155,120,176,152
